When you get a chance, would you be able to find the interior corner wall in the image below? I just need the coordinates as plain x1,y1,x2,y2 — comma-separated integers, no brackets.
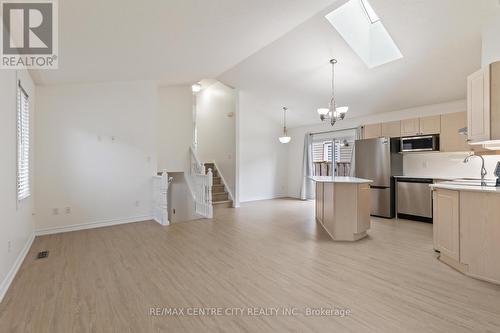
157,85,194,172
237,91,288,202
34,81,157,233
0,69,36,301
482,12,500,66
196,82,236,197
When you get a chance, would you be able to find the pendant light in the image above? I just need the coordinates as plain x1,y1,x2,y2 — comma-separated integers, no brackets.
317,59,348,126
279,106,291,144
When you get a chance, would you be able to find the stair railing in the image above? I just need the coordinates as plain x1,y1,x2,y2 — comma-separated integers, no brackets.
188,146,213,218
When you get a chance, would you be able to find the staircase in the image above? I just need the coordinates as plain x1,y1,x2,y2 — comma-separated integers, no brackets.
204,163,232,208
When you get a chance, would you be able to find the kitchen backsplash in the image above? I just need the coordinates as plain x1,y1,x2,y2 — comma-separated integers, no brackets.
403,152,500,179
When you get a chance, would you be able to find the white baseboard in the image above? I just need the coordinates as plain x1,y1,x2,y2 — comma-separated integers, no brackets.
35,215,153,236
0,232,35,304
239,195,288,203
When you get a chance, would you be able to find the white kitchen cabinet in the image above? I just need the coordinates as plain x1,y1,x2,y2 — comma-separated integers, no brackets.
467,61,500,145
401,118,420,136
440,112,470,152
363,123,382,139
419,115,441,135
433,189,460,261
381,121,401,138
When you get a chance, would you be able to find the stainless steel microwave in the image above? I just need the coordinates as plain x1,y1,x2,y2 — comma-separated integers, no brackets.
401,135,439,152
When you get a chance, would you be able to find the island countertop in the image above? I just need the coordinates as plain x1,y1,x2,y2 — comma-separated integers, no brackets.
309,176,373,184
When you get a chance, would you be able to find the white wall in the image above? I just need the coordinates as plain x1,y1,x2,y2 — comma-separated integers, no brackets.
196,81,236,197
35,81,157,233
482,12,500,66
157,85,193,172
287,100,467,198
0,69,36,301
237,91,288,202
167,172,199,223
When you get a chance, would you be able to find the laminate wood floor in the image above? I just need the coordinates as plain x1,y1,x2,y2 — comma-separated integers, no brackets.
1,199,500,333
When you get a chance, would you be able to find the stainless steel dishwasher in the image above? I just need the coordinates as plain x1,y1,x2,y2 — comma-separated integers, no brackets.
396,178,433,222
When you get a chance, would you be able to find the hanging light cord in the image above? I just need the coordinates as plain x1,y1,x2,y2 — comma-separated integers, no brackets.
283,107,288,133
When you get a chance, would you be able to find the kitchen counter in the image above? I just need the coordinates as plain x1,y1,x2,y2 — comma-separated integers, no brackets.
431,181,500,194
310,176,372,184
394,175,459,181
313,177,371,241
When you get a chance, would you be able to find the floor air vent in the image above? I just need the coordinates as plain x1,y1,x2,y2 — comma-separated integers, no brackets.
37,251,49,259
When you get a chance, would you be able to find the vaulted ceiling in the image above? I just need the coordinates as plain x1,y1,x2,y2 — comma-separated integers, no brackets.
32,0,500,128
219,0,500,127
31,0,335,85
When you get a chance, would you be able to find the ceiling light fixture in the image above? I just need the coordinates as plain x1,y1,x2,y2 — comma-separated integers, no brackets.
191,83,202,93
317,59,348,126
279,106,291,144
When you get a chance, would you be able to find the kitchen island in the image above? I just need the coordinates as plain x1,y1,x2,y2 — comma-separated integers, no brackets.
311,176,372,241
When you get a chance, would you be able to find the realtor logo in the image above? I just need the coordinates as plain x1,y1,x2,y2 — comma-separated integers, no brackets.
1,0,58,69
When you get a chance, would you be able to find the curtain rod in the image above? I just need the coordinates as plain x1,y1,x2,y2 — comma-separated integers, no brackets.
309,126,360,136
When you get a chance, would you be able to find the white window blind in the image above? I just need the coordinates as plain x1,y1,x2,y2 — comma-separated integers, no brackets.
17,82,30,201
312,142,324,162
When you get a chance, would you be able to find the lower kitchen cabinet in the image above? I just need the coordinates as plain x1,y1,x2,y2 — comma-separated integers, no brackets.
433,188,500,285
433,189,460,261
460,191,500,284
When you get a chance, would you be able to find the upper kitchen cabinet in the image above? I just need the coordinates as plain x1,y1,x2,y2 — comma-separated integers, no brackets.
440,112,470,152
419,115,441,135
363,123,382,139
401,116,441,137
381,121,401,138
467,61,500,145
401,118,420,136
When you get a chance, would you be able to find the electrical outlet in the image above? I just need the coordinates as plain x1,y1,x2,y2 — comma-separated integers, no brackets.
173,209,176,215
52,208,59,215
7,241,11,253
135,201,140,207
65,207,71,214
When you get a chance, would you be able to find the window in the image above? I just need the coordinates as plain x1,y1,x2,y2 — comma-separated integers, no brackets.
312,141,333,162
17,82,30,201
325,0,403,68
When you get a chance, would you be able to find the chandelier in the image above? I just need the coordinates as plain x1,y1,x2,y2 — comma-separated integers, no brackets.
317,59,348,126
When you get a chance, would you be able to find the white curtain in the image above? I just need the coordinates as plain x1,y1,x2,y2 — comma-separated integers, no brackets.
349,126,363,177
300,133,314,200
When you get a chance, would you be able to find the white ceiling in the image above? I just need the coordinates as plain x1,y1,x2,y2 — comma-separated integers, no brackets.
219,0,500,128
31,0,335,85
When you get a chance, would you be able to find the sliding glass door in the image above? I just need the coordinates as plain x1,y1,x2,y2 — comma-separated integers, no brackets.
311,132,355,177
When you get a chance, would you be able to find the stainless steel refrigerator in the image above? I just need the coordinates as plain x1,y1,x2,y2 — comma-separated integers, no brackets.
355,137,402,218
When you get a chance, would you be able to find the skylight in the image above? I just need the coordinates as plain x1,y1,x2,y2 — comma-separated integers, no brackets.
325,0,403,68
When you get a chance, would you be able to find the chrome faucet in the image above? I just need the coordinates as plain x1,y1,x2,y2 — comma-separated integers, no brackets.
463,153,487,186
